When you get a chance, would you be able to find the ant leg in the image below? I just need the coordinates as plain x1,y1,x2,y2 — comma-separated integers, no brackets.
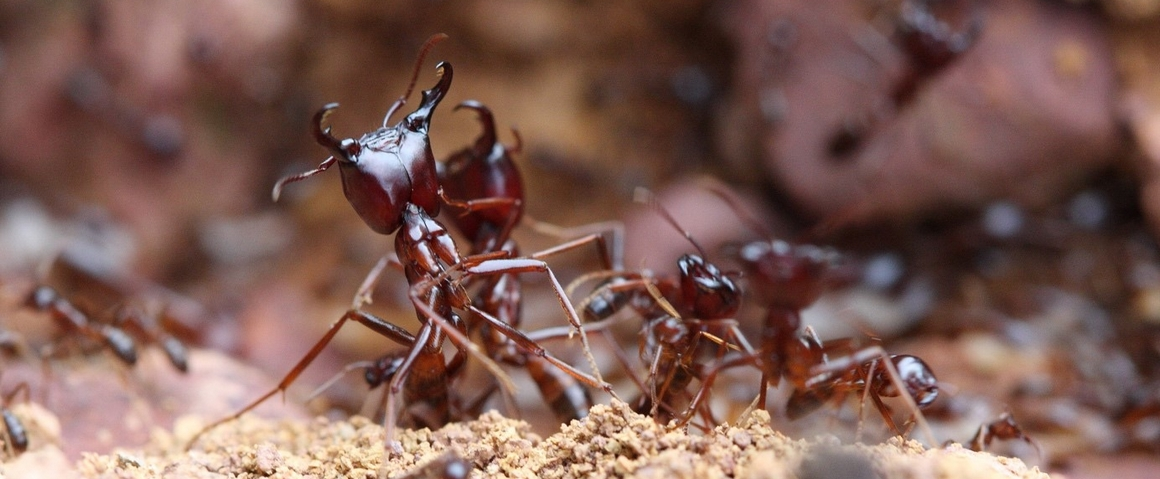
528,321,648,398
407,286,516,396
523,214,626,270
184,309,416,450
466,305,614,397
352,253,404,309
383,324,436,454
462,258,614,398
676,353,758,428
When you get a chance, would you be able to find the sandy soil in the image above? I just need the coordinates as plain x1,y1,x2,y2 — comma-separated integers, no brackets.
21,400,1051,479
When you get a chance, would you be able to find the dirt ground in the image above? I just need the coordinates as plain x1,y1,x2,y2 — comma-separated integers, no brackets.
2,398,1046,479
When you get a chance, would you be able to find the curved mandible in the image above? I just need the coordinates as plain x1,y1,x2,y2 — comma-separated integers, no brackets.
404,62,454,134
454,100,497,158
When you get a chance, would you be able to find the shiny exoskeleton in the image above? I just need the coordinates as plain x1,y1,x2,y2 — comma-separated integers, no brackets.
681,190,938,440
438,102,607,423
569,189,749,426
189,35,612,454
967,413,1037,454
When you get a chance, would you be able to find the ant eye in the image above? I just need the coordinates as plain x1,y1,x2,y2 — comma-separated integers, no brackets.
340,139,360,160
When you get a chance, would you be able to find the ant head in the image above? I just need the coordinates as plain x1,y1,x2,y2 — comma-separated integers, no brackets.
737,240,843,310
890,354,939,408
364,354,406,388
677,254,741,319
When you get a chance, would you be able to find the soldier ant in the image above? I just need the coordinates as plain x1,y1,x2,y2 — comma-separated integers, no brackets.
678,190,938,442
189,34,613,453
435,100,620,423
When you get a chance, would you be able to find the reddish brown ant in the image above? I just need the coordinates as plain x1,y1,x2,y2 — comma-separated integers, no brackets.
678,189,938,442
967,412,1037,454
33,254,190,372
556,188,752,427
23,285,139,367
435,100,619,423
829,0,981,158
188,34,613,454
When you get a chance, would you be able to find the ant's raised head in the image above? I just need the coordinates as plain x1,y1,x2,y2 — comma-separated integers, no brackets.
271,35,453,236
633,188,741,319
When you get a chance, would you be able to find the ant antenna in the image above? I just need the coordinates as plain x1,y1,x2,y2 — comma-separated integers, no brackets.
632,187,707,257
699,180,776,239
271,156,337,202
383,33,449,126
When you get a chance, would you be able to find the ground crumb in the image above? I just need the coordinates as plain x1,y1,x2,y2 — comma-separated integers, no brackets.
67,399,1054,479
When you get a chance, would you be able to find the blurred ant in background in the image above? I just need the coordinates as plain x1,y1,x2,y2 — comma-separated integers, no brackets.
678,188,939,441
22,253,190,372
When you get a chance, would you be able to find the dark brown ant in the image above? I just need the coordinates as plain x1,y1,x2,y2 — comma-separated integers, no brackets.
22,254,190,372
679,190,937,441
967,412,1037,454
558,188,751,427
23,285,138,367
189,34,613,454
828,0,981,159
1,382,30,457
783,345,939,437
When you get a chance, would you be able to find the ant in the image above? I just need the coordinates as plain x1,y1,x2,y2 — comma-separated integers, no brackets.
966,412,1037,454
558,188,752,427
434,100,619,423
28,254,189,372
679,189,938,442
829,0,981,158
189,34,613,454
1,382,30,457
23,285,139,368
782,345,939,437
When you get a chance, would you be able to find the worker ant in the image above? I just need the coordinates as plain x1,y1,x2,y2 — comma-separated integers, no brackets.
828,0,981,158
677,189,938,442
188,34,613,454
966,412,1038,455
555,188,752,427
0,382,30,458
22,254,189,372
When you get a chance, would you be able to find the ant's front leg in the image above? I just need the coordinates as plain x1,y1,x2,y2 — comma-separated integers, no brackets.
460,257,616,399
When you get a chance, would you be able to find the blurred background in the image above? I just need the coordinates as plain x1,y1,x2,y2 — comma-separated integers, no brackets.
2,0,1160,477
